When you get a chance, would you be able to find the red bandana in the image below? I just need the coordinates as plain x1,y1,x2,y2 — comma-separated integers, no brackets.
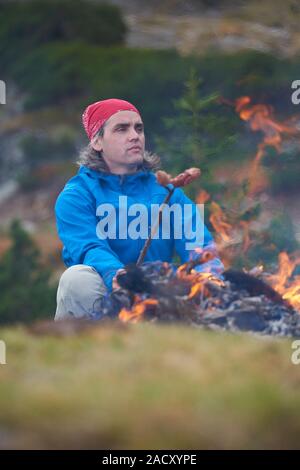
82,98,140,140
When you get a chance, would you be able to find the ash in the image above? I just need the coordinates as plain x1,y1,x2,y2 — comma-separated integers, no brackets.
96,261,300,338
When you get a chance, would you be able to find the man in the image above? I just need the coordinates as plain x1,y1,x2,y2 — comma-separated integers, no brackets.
54,98,223,321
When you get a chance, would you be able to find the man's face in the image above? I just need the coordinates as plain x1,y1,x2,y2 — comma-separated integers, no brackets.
92,110,145,174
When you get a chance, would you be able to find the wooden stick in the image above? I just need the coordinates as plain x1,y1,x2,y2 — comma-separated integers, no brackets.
136,186,175,266
136,167,201,266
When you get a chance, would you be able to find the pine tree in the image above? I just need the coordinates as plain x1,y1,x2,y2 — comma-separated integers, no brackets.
0,220,56,324
155,68,238,196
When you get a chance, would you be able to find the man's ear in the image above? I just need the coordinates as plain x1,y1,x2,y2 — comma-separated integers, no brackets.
91,136,102,152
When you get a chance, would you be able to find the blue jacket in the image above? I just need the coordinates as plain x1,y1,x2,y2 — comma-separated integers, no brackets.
55,166,224,291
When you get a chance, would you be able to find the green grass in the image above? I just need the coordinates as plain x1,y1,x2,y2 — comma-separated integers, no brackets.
0,323,299,449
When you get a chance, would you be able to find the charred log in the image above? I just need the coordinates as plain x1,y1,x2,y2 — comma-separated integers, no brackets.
223,269,290,307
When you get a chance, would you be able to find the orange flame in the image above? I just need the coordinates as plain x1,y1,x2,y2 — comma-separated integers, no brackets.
176,247,219,281
240,220,251,253
267,252,300,310
119,296,158,323
186,272,223,300
197,197,252,265
235,96,299,195
196,189,211,204
209,201,233,243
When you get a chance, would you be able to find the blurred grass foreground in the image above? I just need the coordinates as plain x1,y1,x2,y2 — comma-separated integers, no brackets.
0,322,299,449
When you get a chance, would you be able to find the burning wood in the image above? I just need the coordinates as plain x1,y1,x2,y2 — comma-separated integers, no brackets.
96,257,300,338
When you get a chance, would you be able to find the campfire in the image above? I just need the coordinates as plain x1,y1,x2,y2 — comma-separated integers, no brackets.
100,230,300,337
97,97,300,337
96,255,300,337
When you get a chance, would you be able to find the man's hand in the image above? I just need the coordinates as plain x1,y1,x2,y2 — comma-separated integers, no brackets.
112,268,127,290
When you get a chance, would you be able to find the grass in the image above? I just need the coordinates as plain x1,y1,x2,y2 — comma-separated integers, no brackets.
0,322,299,449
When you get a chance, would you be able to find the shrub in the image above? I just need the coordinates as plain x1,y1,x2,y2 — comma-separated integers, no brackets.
0,220,57,324
9,44,197,138
0,0,126,69
265,148,300,196
17,132,76,190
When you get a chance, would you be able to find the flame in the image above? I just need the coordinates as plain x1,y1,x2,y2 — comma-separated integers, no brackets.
209,201,233,243
187,282,204,299
267,252,300,310
176,264,199,284
194,197,252,266
208,202,250,249
240,220,251,253
175,246,225,301
186,272,223,300
119,296,158,323
187,274,210,299
196,189,210,204
176,248,218,280
235,96,299,195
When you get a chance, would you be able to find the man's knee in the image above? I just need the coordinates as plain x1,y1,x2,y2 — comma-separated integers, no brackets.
58,264,103,290
55,264,107,321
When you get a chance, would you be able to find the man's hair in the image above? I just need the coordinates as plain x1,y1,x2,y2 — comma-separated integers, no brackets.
77,125,161,173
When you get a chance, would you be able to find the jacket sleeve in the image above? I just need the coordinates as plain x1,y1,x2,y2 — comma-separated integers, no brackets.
172,188,224,277
55,188,124,291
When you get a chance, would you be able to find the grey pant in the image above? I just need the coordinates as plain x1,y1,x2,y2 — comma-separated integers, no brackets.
54,264,107,321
